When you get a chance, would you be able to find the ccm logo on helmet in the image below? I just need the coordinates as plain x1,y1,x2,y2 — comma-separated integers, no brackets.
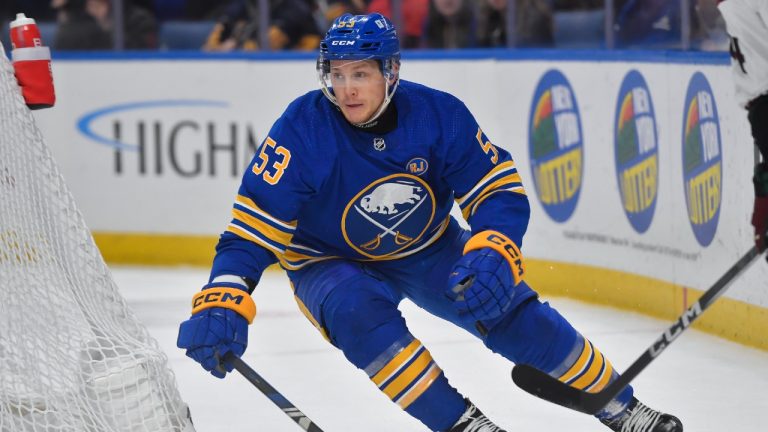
331,40,356,46
193,290,245,308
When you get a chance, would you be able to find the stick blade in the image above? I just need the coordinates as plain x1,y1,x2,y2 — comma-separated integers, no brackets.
511,365,604,415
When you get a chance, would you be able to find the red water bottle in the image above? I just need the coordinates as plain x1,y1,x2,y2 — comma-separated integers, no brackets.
9,13,56,109
10,13,43,49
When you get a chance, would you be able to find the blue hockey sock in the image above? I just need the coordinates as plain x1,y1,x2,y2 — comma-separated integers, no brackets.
485,298,633,420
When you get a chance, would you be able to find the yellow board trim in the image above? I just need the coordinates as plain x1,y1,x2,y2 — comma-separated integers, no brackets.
526,259,768,352
91,232,768,352
93,232,219,266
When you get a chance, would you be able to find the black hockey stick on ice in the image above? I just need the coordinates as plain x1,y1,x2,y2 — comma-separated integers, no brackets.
511,245,760,415
223,351,325,432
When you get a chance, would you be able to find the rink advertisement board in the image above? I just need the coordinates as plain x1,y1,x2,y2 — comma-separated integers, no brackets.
31,51,766,349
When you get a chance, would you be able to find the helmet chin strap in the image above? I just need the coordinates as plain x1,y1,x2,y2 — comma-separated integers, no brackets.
352,77,399,128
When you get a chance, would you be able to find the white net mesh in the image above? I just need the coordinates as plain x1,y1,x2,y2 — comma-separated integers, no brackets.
0,45,194,431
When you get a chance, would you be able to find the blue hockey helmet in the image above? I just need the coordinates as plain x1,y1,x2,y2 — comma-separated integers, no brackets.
317,13,401,125
319,13,400,62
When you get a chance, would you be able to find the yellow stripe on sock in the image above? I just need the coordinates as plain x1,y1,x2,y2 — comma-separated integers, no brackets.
395,363,442,409
382,350,433,399
371,339,422,387
588,358,614,393
558,340,593,383
570,348,605,390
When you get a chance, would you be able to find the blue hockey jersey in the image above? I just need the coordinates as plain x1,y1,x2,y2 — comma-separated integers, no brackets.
210,80,530,283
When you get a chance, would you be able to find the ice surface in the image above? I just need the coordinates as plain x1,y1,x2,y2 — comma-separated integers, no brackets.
114,267,768,432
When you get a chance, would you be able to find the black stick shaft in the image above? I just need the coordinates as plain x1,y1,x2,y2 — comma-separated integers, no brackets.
608,245,759,399
224,352,324,432
512,246,760,414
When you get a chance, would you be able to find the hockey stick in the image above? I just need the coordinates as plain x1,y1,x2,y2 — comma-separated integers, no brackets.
223,351,325,432
511,245,760,415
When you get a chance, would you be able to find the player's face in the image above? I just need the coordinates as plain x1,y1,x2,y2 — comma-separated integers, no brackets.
329,60,387,124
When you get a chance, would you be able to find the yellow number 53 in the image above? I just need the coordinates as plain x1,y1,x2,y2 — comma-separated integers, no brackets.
252,137,291,185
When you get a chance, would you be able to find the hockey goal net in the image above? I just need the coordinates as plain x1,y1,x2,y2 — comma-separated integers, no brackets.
0,44,194,431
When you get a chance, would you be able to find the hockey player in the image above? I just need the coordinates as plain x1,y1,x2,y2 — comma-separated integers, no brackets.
177,13,683,432
717,0,768,255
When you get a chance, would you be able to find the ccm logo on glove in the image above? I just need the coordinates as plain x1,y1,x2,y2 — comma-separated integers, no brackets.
191,287,256,323
463,230,525,286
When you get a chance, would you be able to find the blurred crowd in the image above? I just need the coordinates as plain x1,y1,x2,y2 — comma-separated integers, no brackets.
0,0,729,52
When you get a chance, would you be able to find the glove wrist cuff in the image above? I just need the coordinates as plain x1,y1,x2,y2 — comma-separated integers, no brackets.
191,287,257,323
464,230,525,286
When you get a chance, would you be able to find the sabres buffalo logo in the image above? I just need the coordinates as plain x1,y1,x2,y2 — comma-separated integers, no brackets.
342,174,435,258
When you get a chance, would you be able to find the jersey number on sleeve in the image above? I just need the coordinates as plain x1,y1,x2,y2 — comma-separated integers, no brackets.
252,137,291,185
476,128,499,164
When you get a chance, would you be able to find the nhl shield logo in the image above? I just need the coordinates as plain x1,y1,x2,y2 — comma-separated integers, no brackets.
373,137,386,151
342,174,436,258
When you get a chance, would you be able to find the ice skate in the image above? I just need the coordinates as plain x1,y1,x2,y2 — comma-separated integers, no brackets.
601,397,683,432
449,399,507,432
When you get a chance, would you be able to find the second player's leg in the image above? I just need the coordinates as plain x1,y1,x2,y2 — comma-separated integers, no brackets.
749,94,768,253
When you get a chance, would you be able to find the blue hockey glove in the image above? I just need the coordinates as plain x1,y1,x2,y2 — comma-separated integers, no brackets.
177,283,256,378
446,231,525,323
